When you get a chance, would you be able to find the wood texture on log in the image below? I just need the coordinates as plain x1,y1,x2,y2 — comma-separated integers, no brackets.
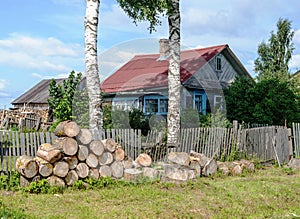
36,143,62,163
190,150,208,167
76,162,89,178
34,157,53,177
135,153,152,167
124,168,142,181
53,161,69,178
65,170,79,186
77,145,89,161
63,156,78,170
202,159,218,177
55,137,78,156
122,157,134,169
110,161,124,179
99,165,112,177
217,161,230,176
76,128,93,145
90,140,105,156
54,120,80,137
113,147,125,161
89,168,100,179
231,164,243,176
240,159,255,172
102,138,116,152
16,155,38,178
86,153,99,168
98,152,114,166
189,160,201,177
47,175,66,187
20,175,31,188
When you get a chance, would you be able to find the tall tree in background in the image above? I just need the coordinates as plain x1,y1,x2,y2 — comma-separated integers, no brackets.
85,0,103,139
254,18,294,82
117,0,181,146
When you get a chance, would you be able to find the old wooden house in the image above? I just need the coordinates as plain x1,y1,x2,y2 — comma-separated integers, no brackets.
101,39,252,115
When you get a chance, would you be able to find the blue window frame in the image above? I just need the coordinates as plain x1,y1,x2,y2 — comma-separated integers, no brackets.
193,91,206,115
143,95,168,115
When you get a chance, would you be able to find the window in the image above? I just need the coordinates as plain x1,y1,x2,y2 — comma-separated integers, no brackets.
214,95,225,111
112,97,139,110
144,95,168,115
216,55,222,71
193,91,206,115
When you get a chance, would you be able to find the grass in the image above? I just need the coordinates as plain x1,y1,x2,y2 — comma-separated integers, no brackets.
0,167,300,219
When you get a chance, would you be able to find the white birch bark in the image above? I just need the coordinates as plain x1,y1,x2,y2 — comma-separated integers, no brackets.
167,0,181,146
85,0,103,139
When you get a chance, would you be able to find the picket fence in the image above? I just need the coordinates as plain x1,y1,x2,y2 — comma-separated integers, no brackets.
292,123,300,157
0,126,293,174
0,129,141,174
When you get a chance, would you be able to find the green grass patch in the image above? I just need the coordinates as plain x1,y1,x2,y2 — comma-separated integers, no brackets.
0,167,300,218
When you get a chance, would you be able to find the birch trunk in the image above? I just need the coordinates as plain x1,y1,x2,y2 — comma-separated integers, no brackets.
167,0,181,147
85,0,103,139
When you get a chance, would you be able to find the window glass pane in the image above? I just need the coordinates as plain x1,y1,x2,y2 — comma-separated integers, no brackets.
195,94,202,112
160,99,168,113
145,99,158,113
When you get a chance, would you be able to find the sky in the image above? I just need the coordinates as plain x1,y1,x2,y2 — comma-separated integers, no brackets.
0,0,300,109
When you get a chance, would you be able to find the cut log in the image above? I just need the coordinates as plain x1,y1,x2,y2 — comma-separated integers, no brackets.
98,152,114,166
99,165,112,177
54,120,80,138
86,153,99,168
90,140,105,156
89,168,100,179
231,164,243,176
53,161,69,178
47,175,66,187
63,156,78,170
102,138,116,152
190,150,209,167
110,161,124,179
113,147,125,161
36,143,62,163
124,168,142,181
168,152,190,166
34,157,53,177
55,137,78,156
16,155,38,178
19,175,31,188
65,170,79,186
77,145,89,161
189,160,201,177
240,159,255,172
217,161,230,176
76,128,93,145
202,159,218,177
135,153,152,167
143,167,160,179
122,157,134,169
76,162,89,178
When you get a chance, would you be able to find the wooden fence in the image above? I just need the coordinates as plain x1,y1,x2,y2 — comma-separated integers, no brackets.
0,129,142,174
149,126,291,164
292,123,300,157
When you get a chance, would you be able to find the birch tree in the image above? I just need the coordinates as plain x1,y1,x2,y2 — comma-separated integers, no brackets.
117,0,181,146
85,0,103,139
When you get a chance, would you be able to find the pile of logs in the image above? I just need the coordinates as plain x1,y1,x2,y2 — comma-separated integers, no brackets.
15,120,256,186
15,120,154,187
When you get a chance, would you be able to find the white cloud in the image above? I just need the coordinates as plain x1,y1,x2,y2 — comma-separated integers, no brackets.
0,79,8,90
0,34,83,73
290,54,300,70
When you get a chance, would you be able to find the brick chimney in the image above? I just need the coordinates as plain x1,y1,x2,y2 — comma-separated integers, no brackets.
158,38,170,61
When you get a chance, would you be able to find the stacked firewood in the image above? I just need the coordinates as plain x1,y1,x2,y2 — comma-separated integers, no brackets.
15,121,152,187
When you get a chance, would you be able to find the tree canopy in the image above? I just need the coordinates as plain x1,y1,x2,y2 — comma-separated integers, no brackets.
254,18,295,82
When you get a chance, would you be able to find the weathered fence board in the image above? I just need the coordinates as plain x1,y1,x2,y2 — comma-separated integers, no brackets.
292,123,300,157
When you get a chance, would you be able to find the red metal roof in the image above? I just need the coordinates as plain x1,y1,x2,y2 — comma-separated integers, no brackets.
101,44,228,93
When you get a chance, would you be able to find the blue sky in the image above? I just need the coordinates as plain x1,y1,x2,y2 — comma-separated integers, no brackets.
0,0,300,108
